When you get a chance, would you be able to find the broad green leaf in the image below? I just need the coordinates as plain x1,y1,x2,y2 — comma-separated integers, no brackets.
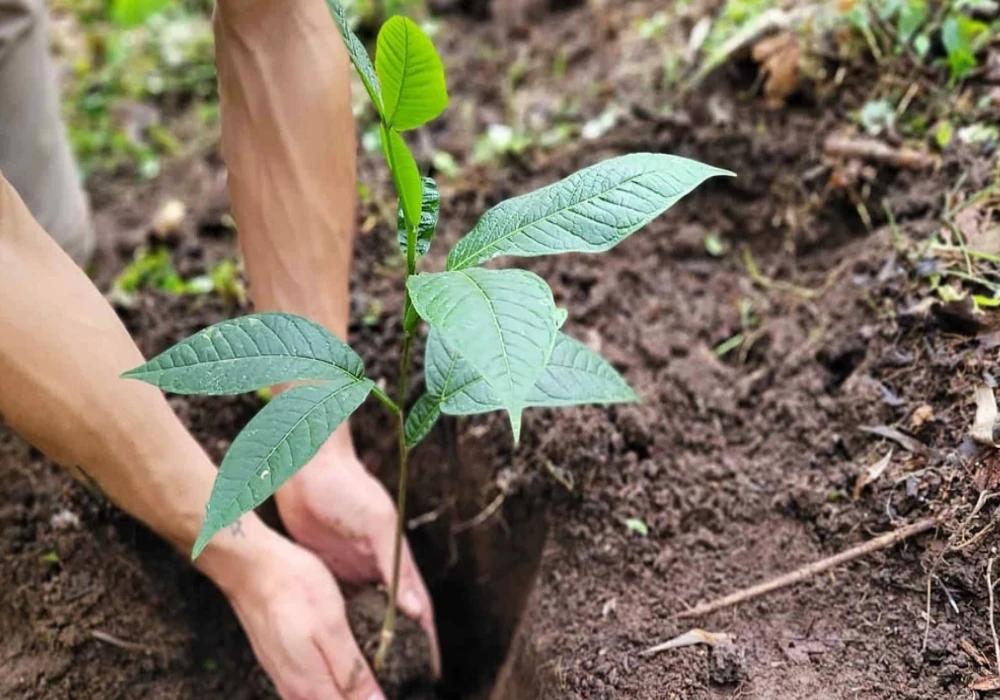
382,126,423,233
110,0,168,27
375,16,449,131
192,379,373,558
325,0,383,114
404,393,441,448
407,268,559,437
398,176,439,258
447,153,734,270
123,313,365,395
424,328,635,417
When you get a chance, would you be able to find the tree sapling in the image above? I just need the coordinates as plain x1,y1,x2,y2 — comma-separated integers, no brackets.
123,1,733,672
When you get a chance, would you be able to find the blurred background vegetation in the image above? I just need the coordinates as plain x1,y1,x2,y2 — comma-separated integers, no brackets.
52,0,424,180
52,0,996,181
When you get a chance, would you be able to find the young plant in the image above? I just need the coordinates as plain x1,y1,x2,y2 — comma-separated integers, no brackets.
123,2,733,669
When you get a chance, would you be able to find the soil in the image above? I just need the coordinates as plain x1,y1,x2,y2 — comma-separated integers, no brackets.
3,1,1000,698
346,588,434,698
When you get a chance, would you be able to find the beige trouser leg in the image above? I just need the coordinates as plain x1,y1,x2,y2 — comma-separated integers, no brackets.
0,0,94,264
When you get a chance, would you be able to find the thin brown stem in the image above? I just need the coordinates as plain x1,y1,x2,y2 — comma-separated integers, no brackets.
374,298,415,671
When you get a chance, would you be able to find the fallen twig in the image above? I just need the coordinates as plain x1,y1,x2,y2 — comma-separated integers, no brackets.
676,516,940,619
90,629,151,653
824,134,937,171
988,557,1000,675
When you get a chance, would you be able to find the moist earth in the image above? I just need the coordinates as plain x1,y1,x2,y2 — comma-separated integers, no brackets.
3,1,1000,698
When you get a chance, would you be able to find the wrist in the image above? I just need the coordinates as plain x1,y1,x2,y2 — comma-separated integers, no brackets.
192,513,286,599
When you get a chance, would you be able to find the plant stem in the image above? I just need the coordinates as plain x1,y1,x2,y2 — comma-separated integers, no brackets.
374,219,419,670
374,325,414,671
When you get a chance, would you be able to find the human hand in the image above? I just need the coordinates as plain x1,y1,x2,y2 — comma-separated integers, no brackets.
211,525,386,700
274,425,441,675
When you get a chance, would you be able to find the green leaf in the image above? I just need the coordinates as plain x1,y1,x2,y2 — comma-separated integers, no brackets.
942,14,989,82
109,0,168,27
122,313,365,395
192,379,373,558
404,393,441,448
896,0,928,44
407,268,559,437
398,176,439,258
447,153,734,270
325,0,383,114
381,126,423,233
375,15,449,131
624,518,649,536
425,327,635,415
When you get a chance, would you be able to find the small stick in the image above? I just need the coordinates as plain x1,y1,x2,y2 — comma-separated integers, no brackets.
90,630,150,653
676,516,939,619
988,557,1000,675
823,134,937,170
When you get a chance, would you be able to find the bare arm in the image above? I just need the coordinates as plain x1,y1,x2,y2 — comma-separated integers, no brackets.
0,174,384,700
214,0,355,337
0,174,267,585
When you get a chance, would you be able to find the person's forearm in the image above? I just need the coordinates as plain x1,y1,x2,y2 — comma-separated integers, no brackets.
214,0,356,339
0,174,274,593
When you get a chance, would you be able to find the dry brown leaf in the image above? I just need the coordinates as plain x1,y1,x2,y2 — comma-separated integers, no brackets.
911,404,935,430
971,385,998,446
956,205,1000,255
752,32,800,109
970,675,1000,691
960,637,992,667
640,628,733,657
852,449,893,501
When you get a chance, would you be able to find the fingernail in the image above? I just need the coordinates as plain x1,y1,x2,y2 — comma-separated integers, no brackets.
400,590,422,616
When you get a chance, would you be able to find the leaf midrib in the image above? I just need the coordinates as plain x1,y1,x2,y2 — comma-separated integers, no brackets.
449,169,661,269
386,19,410,129
131,353,363,381
210,379,370,523
459,270,514,395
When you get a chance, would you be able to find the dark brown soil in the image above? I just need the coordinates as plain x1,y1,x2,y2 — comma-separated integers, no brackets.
3,1,1000,698
346,588,434,698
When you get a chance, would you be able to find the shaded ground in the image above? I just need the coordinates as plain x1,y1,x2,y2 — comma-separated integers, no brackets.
3,1,1000,698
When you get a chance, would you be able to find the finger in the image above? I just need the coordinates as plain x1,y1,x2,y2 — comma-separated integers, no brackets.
315,613,385,700
232,602,344,700
372,531,441,677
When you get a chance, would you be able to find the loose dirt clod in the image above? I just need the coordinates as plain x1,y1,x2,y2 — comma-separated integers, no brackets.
707,640,746,686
